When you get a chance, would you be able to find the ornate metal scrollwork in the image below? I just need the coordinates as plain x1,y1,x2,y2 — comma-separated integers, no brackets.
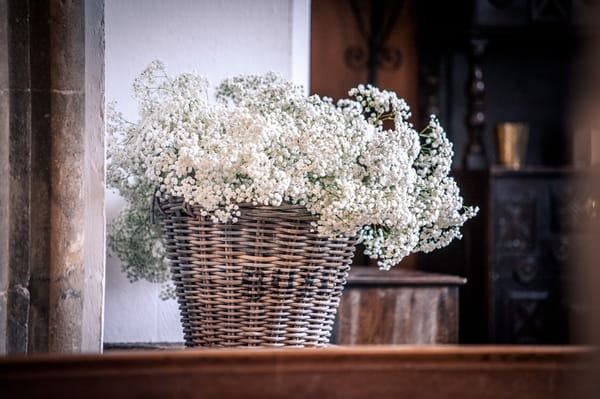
344,45,402,71
344,46,367,70
345,0,405,85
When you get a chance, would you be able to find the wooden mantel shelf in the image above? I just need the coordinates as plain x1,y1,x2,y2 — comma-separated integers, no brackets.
0,346,593,399
347,266,467,286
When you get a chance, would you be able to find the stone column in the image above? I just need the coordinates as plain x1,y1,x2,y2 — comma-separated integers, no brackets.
0,0,7,355
0,0,34,355
48,0,87,353
28,0,53,354
0,0,105,354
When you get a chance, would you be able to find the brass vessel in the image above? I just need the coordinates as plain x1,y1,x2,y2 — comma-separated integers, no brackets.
497,122,529,169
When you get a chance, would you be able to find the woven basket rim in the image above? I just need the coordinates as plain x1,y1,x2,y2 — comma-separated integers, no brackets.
156,197,358,242
156,196,317,215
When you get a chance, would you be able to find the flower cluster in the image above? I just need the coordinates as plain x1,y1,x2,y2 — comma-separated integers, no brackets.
107,60,477,285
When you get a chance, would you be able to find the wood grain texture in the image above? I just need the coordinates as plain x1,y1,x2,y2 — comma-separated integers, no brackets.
335,267,464,344
0,346,591,399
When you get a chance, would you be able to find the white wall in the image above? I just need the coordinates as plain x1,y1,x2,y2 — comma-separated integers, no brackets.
83,0,106,352
104,0,311,344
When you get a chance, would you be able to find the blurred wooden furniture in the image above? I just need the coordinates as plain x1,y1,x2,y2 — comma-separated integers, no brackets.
414,0,598,344
0,346,590,399
421,168,579,344
487,167,580,343
333,267,466,344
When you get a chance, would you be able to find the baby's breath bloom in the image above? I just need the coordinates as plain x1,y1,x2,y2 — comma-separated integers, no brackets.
108,62,478,283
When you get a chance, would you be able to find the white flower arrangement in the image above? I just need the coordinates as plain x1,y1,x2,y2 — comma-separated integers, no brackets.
107,60,477,290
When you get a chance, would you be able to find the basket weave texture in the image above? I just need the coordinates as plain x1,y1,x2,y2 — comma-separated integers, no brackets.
158,198,356,347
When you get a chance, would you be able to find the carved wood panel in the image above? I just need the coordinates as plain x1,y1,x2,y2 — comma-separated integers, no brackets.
489,169,573,344
507,290,550,344
495,194,536,252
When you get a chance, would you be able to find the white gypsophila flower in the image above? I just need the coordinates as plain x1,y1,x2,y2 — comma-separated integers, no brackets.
107,62,478,282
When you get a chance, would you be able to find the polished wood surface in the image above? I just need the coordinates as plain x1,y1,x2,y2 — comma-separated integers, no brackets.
335,267,465,344
345,267,466,285
0,346,591,399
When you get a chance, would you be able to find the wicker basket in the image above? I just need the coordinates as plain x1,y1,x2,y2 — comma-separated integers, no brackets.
157,198,356,347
